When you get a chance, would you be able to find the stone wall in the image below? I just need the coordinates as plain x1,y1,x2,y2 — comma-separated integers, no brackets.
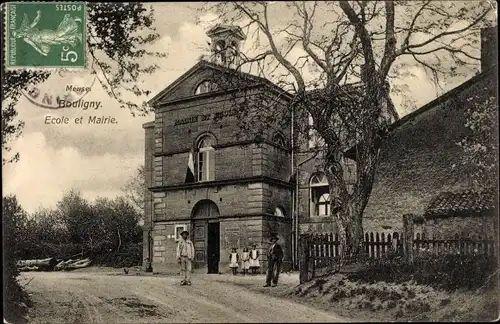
419,215,497,240
151,221,190,274
150,215,292,274
142,122,155,269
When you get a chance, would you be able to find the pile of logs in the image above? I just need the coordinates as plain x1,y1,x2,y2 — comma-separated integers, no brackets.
55,258,91,271
17,256,92,272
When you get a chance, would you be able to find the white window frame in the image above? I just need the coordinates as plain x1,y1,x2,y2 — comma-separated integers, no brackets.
197,136,215,182
174,224,188,242
310,172,330,217
318,193,330,216
195,80,218,95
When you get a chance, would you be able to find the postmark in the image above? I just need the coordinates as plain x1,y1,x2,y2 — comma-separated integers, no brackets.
6,2,87,69
21,67,99,110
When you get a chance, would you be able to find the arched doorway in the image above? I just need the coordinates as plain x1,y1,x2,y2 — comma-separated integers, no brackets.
191,200,220,274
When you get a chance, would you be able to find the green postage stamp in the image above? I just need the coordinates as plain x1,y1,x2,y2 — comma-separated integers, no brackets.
6,2,87,69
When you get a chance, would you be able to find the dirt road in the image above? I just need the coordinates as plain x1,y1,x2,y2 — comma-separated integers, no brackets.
21,270,348,323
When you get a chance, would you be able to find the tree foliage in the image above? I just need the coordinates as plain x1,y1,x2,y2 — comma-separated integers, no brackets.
122,165,146,215
1,3,166,164
2,195,30,323
205,1,496,258
458,93,499,191
11,190,143,267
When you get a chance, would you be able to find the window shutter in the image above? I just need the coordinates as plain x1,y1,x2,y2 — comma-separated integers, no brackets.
208,150,215,181
197,151,204,181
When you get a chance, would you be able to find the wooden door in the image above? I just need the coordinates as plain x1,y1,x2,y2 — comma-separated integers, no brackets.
192,200,220,269
193,221,207,267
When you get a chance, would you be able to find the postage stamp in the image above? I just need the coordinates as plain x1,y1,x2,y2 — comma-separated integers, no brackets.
5,2,87,69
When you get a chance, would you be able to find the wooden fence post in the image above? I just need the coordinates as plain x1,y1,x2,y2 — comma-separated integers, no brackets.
299,234,310,284
403,214,414,264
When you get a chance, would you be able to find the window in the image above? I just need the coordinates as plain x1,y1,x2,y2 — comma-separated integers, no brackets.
307,113,324,149
197,135,215,181
195,80,218,95
274,207,285,217
310,172,330,216
318,193,330,216
214,39,238,67
272,132,286,147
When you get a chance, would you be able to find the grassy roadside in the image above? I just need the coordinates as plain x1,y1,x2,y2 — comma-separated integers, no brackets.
284,274,498,322
205,271,498,322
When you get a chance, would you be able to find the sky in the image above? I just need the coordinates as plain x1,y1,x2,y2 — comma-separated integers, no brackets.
2,2,489,214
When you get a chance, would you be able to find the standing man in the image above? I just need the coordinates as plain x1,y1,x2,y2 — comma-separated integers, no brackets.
264,235,283,287
176,230,195,286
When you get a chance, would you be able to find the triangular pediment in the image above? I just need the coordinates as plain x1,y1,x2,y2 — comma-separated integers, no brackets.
148,60,283,106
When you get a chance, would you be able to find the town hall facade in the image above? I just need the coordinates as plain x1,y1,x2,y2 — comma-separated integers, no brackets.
143,26,296,273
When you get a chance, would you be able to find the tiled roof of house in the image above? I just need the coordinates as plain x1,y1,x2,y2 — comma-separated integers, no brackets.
424,190,495,219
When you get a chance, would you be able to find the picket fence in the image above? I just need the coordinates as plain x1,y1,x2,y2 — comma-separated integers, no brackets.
299,231,496,283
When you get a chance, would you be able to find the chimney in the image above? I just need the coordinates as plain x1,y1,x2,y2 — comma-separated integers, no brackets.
480,26,498,72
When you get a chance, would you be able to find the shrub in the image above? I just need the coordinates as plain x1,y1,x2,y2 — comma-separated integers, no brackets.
3,196,30,323
347,252,498,291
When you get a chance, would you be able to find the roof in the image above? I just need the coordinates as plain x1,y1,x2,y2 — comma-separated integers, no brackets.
345,66,498,159
147,59,292,107
206,25,246,40
387,66,497,133
306,82,399,123
424,190,495,219
361,68,497,230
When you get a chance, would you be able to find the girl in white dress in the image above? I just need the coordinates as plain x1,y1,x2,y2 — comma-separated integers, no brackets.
249,244,260,275
240,247,250,275
229,248,239,275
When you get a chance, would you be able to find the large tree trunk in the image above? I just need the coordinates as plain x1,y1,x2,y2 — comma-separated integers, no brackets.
323,155,365,262
17,257,58,271
17,257,57,268
336,203,364,263
323,137,380,264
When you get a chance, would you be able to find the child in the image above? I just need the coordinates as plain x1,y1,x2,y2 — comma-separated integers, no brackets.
240,247,250,275
249,244,260,275
229,248,239,275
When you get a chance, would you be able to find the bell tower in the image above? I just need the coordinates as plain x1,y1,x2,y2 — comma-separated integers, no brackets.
206,25,246,69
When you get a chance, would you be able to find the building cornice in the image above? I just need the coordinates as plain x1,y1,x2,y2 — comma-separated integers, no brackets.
154,139,291,157
153,213,292,222
149,176,293,192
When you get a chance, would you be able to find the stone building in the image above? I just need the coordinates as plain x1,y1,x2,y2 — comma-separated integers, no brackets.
143,24,498,272
361,26,498,238
418,190,496,239
361,66,497,236
143,25,294,274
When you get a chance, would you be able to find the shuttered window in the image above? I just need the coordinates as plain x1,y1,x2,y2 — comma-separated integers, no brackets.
197,136,215,181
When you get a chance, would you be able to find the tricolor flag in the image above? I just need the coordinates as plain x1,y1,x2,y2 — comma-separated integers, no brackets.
185,150,195,183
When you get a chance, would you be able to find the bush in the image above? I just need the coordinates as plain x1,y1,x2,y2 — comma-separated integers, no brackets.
90,242,142,268
347,252,498,291
16,192,144,268
3,196,30,323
